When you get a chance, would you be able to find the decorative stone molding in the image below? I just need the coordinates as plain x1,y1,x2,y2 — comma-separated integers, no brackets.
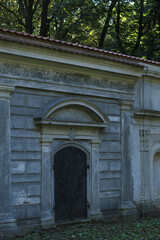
90,140,102,219
0,84,15,100
41,139,54,229
120,100,133,111
139,129,150,151
34,98,110,128
0,84,17,235
36,98,106,226
139,129,152,214
120,100,137,218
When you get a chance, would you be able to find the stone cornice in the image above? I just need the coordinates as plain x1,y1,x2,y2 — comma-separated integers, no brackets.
133,109,160,118
0,40,144,78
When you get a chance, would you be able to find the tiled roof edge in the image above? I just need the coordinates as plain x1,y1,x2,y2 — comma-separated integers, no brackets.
0,28,160,67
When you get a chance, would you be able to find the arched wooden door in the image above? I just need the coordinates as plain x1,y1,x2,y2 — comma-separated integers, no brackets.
54,146,87,222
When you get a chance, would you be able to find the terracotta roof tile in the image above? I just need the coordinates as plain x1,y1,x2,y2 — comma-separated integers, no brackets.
0,27,160,66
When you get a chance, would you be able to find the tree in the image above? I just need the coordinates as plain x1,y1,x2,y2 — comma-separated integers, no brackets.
0,0,160,62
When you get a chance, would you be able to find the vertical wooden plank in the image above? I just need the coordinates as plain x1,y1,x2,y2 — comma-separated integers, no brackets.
54,147,87,222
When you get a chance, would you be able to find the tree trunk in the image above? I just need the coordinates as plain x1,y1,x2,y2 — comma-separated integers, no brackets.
98,0,117,49
132,0,144,54
18,0,34,34
40,0,51,37
115,0,124,53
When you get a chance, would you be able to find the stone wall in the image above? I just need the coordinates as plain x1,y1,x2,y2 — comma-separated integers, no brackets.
0,48,137,234
10,85,122,225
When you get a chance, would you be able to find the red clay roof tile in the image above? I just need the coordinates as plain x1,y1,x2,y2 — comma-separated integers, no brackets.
0,27,160,66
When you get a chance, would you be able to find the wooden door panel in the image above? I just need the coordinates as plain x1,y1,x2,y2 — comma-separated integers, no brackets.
54,147,87,222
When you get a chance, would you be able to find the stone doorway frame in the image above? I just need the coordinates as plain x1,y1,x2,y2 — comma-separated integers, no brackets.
52,141,92,223
34,98,109,228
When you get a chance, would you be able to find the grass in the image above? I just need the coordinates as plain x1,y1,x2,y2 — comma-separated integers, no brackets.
9,217,160,240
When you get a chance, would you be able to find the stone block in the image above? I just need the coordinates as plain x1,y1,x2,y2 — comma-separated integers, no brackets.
11,106,36,116
100,141,120,153
11,129,40,138
27,95,42,108
11,138,25,152
99,152,121,160
11,116,26,129
100,190,120,198
25,118,36,129
100,198,120,211
109,104,120,115
43,96,57,106
26,139,40,152
12,206,26,220
100,171,120,179
110,160,121,171
12,197,40,206
108,123,120,133
27,161,41,174
100,133,120,141
11,161,25,174
27,205,41,218
12,183,26,197
11,152,41,160
27,183,40,196
108,116,120,122
12,174,40,183
99,160,109,171
11,93,26,107
100,179,120,191
93,101,109,114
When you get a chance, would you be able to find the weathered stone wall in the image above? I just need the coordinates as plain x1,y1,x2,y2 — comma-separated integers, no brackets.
10,86,121,224
11,88,42,226
0,50,137,233
99,101,121,213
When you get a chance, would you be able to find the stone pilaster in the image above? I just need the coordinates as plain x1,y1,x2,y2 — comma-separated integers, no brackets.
90,140,102,219
139,129,153,215
120,101,137,219
0,84,17,235
41,138,54,229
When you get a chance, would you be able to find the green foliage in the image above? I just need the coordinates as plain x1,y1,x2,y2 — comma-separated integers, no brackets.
0,0,160,61
7,217,160,240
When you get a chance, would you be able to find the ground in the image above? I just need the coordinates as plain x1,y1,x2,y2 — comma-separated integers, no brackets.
8,217,160,240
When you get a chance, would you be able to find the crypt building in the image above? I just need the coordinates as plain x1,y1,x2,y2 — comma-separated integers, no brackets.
0,28,160,235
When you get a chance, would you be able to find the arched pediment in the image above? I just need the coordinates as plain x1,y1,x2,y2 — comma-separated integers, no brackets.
34,98,109,128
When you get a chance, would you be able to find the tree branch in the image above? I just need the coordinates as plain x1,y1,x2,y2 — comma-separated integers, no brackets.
33,0,40,14
0,2,25,27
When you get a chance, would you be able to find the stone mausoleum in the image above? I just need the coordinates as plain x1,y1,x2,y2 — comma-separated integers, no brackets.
1,28,160,236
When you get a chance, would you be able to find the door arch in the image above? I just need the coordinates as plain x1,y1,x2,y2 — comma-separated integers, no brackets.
153,151,160,204
54,146,87,222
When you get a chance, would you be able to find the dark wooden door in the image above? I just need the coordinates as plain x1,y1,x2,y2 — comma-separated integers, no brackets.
54,146,87,222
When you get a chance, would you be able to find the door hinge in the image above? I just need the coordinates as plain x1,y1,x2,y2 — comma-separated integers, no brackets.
53,207,55,212
87,201,90,209
87,165,90,169
53,165,55,170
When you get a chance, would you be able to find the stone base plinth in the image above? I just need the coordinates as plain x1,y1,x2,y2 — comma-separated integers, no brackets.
91,211,103,220
41,212,55,229
120,202,138,220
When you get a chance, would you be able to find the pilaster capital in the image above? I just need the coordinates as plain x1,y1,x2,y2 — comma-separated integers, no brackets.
91,139,101,146
120,100,133,111
41,137,53,152
0,84,15,100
